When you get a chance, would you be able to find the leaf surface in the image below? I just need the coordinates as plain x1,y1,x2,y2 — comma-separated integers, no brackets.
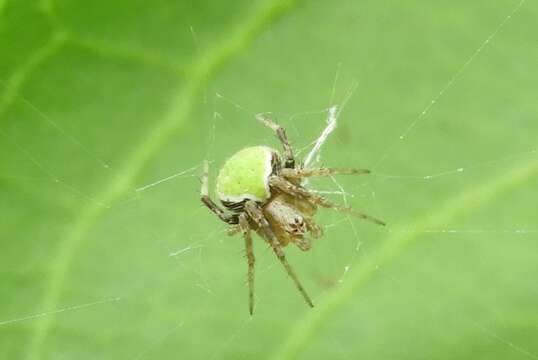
1,1,537,359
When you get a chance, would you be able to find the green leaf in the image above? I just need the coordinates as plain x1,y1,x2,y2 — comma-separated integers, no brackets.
1,1,537,359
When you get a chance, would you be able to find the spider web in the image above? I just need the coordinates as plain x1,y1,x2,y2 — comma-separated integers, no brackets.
0,1,537,359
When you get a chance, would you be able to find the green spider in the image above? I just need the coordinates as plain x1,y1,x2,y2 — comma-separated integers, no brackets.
201,115,385,314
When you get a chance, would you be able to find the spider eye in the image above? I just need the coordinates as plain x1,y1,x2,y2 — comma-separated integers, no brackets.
290,217,307,234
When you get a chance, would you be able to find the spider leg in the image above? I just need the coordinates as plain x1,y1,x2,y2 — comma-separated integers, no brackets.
244,200,314,308
200,161,237,224
280,167,370,179
305,218,323,239
256,114,295,168
269,175,386,226
239,213,256,315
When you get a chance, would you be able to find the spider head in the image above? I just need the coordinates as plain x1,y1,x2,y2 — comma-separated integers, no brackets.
289,216,308,235
262,194,317,250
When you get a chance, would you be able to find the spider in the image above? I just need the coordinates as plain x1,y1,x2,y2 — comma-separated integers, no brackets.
201,115,385,314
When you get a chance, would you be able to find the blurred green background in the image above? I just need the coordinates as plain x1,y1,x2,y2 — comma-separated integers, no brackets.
1,0,537,359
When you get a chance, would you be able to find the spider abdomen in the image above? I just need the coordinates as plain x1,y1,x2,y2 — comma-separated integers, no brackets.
216,146,278,208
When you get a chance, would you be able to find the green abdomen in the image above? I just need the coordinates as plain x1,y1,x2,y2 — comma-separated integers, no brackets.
216,146,277,205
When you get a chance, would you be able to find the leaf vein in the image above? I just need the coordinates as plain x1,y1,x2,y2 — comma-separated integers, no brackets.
0,32,66,122
65,35,186,76
23,1,297,359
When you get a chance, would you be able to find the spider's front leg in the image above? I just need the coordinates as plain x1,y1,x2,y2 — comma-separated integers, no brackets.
244,200,314,308
269,175,386,226
256,114,295,168
200,161,237,224
280,167,371,179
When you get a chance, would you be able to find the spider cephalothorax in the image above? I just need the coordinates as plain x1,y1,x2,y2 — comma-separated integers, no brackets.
201,115,385,314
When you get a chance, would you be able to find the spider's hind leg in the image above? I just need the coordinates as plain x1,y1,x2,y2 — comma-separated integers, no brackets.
256,114,295,168
238,213,256,315
200,161,238,224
